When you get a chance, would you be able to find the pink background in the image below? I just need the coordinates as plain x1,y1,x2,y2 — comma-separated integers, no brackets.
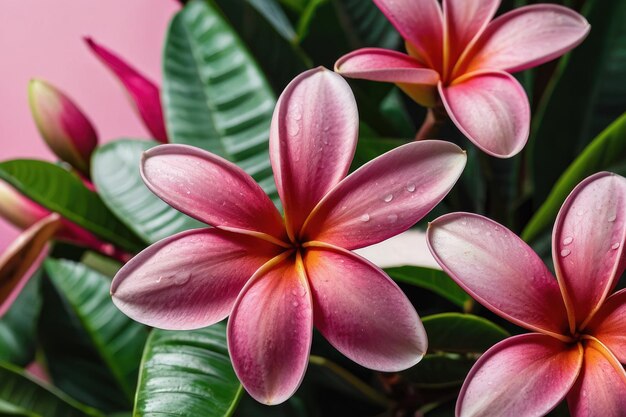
0,0,180,250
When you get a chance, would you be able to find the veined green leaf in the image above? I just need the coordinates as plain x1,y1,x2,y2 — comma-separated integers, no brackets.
92,139,204,244
163,0,278,198
331,0,399,50
403,354,474,388
134,323,242,417
422,313,509,354
0,160,144,253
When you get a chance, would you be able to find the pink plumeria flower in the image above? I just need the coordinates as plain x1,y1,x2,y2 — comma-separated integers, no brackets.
427,172,626,417
335,0,590,158
110,67,467,404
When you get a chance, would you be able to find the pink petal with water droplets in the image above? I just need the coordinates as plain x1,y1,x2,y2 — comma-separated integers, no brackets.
141,144,285,239
457,333,583,417
586,289,626,363
443,0,501,69
111,228,281,330
305,245,426,371
85,37,168,143
466,4,590,73
270,67,358,239
552,172,626,327
374,0,444,70
427,213,569,336
567,340,626,417
302,140,465,250
228,256,313,405
439,71,530,158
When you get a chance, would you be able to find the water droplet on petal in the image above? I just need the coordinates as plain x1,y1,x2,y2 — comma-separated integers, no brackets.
406,183,416,193
387,214,398,223
360,213,370,222
292,301,299,307
611,242,620,250
576,209,584,216
560,249,571,258
174,272,191,286
563,236,574,245
608,214,617,222
383,194,393,203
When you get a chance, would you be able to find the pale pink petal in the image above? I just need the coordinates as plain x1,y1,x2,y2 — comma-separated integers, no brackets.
0,214,61,317
85,37,168,143
111,228,281,330
0,180,50,230
374,0,444,70
302,140,465,250
586,289,626,363
141,144,286,240
439,71,530,158
270,67,358,238
567,340,626,417
552,172,626,327
304,245,426,371
443,0,500,70
427,213,569,337
228,256,312,405
457,333,583,417
466,4,590,73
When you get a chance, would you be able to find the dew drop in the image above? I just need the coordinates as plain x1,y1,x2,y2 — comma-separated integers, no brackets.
563,236,574,246
292,301,299,307
387,213,398,223
461,221,468,226
406,183,416,193
608,214,617,223
174,272,191,286
611,242,620,250
383,194,393,203
360,213,370,222
576,209,584,216
560,249,571,258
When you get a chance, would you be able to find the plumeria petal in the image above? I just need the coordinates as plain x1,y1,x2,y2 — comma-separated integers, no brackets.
567,339,626,417
0,214,62,317
457,333,583,417
302,140,465,250
439,71,530,158
85,37,168,143
228,254,313,405
552,172,626,328
443,0,500,71
585,289,626,363
373,0,444,70
304,244,426,371
427,213,569,337
270,67,358,239
465,4,590,73
141,144,286,240
28,79,98,174
111,228,281,330
334,48,440,107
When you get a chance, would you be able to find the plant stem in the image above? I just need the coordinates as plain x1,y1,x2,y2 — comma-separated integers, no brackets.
415,106,448,140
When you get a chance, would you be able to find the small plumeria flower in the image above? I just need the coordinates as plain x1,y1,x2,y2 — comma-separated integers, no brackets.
110,67,467,404
427,172,626,417
335,0,590,158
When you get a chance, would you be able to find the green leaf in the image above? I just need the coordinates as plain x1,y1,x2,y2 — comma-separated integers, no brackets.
530,0,626,204
163,0,278,198
422,313,509,354
0,160,144,253
385,266,472,310
351,136,405,170
39,259,147,412
403,354,474,388
0,271,41,366
92,139,204,244
134,322,243,417
0,362,102,417
523,112,626,243
331,0,399,50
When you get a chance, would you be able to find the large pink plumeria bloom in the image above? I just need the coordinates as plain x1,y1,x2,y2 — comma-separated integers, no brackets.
427,172,626,417
111,67,466,404
335,0,590,158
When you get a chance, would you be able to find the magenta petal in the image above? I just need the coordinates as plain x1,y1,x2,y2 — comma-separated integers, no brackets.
439,71,530,158
586,289,626,363
85,37,168,143
141,144,286,239
228,256,313,405
111,228,281,330
567,341,626,417
270,67,358,238
374,0,444,70
0,214,61,317
467,4,590,73
427,213,569,336
443,0,500,68
302,140,465,250
305,245,426,371
552,172,626,327
457,333,583,417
